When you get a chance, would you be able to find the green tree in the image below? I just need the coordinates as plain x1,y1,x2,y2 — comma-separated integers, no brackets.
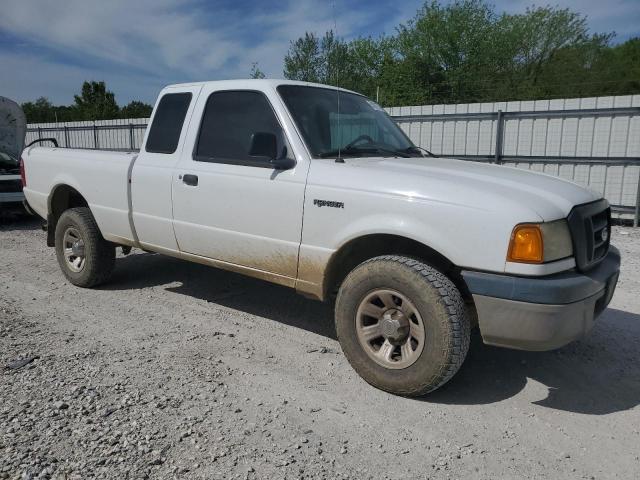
284,31,378,93
120,101,153,118
73,81,119,120
21,97,55,123
395,0,499,103
598,38,640,94
319,30,347,85
283,1,639,106
21,99,76,123
250,62,266,79
284,32,324,82
496,7,611,99
342,36,394,100
22,82,156,123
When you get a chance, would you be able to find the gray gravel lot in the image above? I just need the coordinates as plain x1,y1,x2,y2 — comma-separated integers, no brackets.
1,216,639,479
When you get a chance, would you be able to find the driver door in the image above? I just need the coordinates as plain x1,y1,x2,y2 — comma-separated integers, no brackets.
171,86,308,279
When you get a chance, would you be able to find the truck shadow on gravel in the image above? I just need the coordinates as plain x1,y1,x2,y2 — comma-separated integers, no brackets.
427,307,640,414
105,252,640,416
105,252,337,339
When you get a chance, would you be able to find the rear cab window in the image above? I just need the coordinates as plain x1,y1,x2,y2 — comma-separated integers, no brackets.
145,92,192,154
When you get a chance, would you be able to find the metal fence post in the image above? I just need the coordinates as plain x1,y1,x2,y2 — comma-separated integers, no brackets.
37,127,42,140
64,126,69,148
494,110,504,164
129,124,134,150
93,124,98,149
635,169,640,228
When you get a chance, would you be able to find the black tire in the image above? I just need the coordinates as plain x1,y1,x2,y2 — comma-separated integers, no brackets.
335,255,470,396
54,207,115,287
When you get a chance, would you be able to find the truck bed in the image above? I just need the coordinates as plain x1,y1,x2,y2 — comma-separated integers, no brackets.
22,147,138,244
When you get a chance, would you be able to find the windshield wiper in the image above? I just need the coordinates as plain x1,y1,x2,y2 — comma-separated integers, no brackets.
406,146,438,158
318,145,412,160
317,146,361,159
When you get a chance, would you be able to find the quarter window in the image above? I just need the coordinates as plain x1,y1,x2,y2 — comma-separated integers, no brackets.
145,92,192,154
195,91,284,165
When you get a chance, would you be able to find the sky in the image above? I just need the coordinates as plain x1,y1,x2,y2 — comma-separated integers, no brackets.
0,0,638,106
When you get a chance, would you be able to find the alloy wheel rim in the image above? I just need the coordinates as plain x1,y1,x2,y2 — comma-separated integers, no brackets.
355,289,425,369
63,227,86,273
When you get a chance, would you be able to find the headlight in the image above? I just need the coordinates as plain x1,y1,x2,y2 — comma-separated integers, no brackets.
507,220,573,264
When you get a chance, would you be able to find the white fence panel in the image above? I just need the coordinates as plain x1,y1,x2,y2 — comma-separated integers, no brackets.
26,118,150,150
389,94,640,223
25,94,640,223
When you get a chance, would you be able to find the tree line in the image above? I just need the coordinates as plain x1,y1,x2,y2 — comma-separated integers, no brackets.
22,0,639,123
278,0,640,106
22,81,153,124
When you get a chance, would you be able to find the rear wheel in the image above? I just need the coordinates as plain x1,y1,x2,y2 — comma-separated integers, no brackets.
54,207,115,287
335,255,470,396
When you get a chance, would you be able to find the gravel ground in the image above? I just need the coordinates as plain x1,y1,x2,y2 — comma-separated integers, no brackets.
1,215,639,480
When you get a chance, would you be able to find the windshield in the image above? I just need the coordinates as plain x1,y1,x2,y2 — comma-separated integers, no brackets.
277,85,418,158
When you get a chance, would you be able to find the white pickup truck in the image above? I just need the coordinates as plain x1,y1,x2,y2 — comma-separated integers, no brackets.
21,80,620,395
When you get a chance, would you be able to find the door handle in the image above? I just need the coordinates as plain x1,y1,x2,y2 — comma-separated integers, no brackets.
182,174,198,186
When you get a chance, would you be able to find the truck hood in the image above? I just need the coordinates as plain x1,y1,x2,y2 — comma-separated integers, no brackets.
342,156,600,221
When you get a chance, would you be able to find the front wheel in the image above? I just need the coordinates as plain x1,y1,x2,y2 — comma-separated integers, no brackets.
54,207,115,287
335,255,470,396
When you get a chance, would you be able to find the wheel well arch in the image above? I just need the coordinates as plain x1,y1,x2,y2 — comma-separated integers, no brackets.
46,184,89,246
322,233,469,301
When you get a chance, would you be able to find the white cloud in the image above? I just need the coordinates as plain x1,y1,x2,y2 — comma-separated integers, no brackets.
0,0,637,105
0,0,242,77
0,50,167,104
0,0,383,103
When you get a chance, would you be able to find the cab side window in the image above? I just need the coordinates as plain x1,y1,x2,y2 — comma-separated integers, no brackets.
145,92,192,154
194,90,285,166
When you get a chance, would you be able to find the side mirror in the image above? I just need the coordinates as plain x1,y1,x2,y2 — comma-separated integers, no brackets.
270,156,296,170
249,132,296,170
249,132,277,160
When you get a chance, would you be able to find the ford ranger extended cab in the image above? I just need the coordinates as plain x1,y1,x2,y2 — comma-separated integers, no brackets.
21,80,620,396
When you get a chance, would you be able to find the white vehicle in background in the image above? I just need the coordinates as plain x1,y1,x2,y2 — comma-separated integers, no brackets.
0,96,27,210
21,80,620,396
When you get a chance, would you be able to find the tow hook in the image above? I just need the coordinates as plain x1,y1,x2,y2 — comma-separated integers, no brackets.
42,221,48,232
121,246,132,255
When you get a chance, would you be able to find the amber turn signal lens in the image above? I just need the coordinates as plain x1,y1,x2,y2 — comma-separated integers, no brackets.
507,224,543,263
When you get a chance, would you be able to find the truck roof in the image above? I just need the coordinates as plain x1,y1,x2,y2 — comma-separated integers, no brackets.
163,79,360,96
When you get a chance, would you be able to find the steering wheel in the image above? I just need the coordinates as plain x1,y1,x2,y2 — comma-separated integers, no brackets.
344,134,375,150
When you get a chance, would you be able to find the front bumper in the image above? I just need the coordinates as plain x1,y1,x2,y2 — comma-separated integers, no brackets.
462,246,620,351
